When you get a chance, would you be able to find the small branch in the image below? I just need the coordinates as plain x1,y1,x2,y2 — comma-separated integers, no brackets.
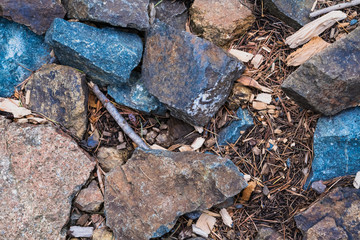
310,0,360,18
88,81,150,150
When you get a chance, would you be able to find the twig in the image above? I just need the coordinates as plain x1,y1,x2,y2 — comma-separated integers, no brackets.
310,0,360,18
88,81,149,150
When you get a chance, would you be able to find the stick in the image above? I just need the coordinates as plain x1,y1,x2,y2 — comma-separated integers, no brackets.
310,0,360,18
88,81,150,150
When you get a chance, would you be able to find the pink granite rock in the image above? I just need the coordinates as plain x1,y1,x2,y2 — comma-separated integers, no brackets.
75,180,104,212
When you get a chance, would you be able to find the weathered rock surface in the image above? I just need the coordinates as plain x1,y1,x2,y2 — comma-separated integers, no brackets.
92,228,114,240
63,0,149,31
264,0,312,29
45,18,143,87
190,0,255,47
217,108,254,145
295,187,360,239
25,64,88,139
227,83,252,110
0,0,66,35
150,0,188,30
0,117,95,239
0,18,51,97
96,147,129,172
282,27,360,116
142,20,245,126
306,107,360,187
75,181,104,212
105,148,247,239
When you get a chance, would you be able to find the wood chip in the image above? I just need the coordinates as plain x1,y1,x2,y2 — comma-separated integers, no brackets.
195,213,216,235
243,174,251,182
150,144,167,150
241,181,257,202
255,93,272,104
236,76,272,93
251,54,264,69
203,210,221,217
69,226,94,238
179,145,193,152
253,101,268,110
191,137,205,150
354,171,360,189
228,49,254,62
220,208,233,227
26,116,47,124
252,146,261,155
192,224,208,238
0,97,32,118
194,125,204,134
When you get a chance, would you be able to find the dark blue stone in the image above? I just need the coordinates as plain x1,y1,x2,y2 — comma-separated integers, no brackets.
185,211,202,220
0,17,51,97
45,18,143,87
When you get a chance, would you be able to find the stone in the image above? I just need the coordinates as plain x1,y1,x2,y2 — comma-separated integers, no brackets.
0,117,95,239
311,180,326,194
354,171,360,189
63,0,149,31
190,0,255,47
25,64,88,139
142,20,245,126
305,107,360,187
150,0,188,30
105,148,247,240
227,83,252,110
45,18,143,87
0,18,52,97
92,228,114,240
282,27,360,116
295,187,360,239
75,181,103,212
96,147,129,172
0,0,66,35
264,0,313,29
255,227,282,240
217,108,254,145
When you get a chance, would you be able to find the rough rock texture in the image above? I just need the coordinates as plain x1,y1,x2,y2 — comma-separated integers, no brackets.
190,0,255,47
25,64,88,139
217,108,254,145
45,18,143,87
150,0,188,30
264,0,312,29
295,187,360,239
0,18,51,97
0,0,66,35
105,148,247,240
75,181,104,212
305,107,360,187
255,227,283,240
142,20,245,126
63,0,149,31
96,147,129,172
227,83,252,110
92,228,114,240
0,117,95,239
282,27,360,116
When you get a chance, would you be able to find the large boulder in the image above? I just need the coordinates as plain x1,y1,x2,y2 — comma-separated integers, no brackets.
105,148,247,240
142,20,245,126
45,18,143,87
282,27,360,116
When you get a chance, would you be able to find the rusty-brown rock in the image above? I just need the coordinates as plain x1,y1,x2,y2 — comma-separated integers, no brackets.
0,0,66,35
295,187,360,239
105,148,247,240
190,0,255,47
227,83,252,110
75,181,104,212
96,147,129,172
0,117,95,239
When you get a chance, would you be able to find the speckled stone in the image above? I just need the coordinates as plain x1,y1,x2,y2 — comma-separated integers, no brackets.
150,0,188,30
75,181,104,212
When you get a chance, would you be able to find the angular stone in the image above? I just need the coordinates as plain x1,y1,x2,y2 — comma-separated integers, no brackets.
306,107,360,187
255,227,283,240
63,0,149,31
217,108,254,145
142,20,245,126
96,147,129,172
25,64,88,139
0,117,95,239
264,0,312,29
0,18,51,97
45,18,143,87
282,27,360,116
295,187,360,239
0,0,66,35
75,181,104,212
150,0,188,30
105,148,247,240
190,0,255,47
227,83,252,110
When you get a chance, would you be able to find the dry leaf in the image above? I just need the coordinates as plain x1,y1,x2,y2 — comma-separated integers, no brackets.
241,181,257,202
228,49,254,62
236,76,272,93
0,97,32,118
220,208,233,227
195,213,216,235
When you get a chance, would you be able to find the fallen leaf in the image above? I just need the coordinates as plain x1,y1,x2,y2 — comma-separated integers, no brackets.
236,76,272,93
220,208,233,227
241,181,257,202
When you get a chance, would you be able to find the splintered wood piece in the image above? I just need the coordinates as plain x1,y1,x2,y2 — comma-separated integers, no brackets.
0,97,32,118
255,93,272,104
253,101,268,110
228,49,254,62
310,0,360,18
241,181,257,202
236,76,272,93
220,208,233,227
195,213,216,235
285,11,347,48
251,54,264,69
191,137,205,150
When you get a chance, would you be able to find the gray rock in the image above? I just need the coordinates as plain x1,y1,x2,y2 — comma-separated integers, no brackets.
45,18,143,87
282,27,360,116
150,0,188,30
311,180,326,194
63,0,149,31
0,18,51,97
75,181,104,212
105,148,247,240
142,20,245,126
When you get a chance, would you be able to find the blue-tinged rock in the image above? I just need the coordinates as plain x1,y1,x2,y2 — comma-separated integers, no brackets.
45,18,143,87
0,18,51,97
217,108,254,146
306,107,360,188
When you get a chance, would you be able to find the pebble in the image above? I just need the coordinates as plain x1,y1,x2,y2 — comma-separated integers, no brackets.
311,180,326,194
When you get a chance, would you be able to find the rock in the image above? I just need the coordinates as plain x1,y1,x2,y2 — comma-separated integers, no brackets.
150,0,188,30
0,0,66,34
282,27,360,116
45,18,143,87
354,171,360,189
97,147,129,172
255,227,283,240
0,117,95,239
190,0,255,47
263,0,312,29
227,83,252,110
217,108,254,145
142,20,245,126
305,107,360,187
105,148,247,240
295,187,360,239
92,228,114,240
75,181,103,212
0,18,52,97
311,180,326,194
25,64,88,139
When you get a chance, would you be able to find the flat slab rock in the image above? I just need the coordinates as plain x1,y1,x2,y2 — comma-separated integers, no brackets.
0,117,95,239
142,20,245,126
295,187,360,239
105,148,247,240
282,27,360,116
